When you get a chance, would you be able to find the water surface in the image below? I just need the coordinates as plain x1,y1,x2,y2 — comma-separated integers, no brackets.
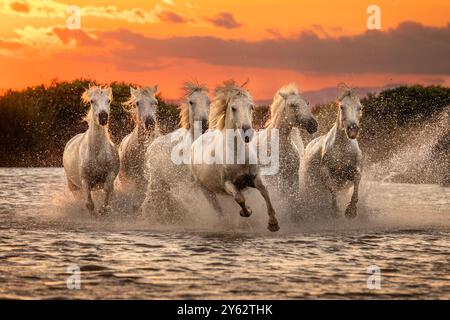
0,168,449,299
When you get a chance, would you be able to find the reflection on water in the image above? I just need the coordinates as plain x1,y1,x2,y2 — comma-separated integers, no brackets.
0,168,449,299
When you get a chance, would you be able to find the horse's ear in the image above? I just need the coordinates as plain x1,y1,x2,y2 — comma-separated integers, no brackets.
153,85,158,93
279,92,289,100
104,87,112,98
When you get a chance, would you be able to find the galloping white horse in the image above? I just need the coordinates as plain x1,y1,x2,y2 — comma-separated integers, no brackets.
118,85,159,210
300,83,363,218
190,81,279,232
63,86,119,215
143,82,210,221
259,83,318,196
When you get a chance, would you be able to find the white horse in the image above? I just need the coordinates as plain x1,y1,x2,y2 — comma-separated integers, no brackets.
63,86,119,215
300,83,363,218
118,85,159,210
258,83,317,197
143,82,210,221
190,81,279,232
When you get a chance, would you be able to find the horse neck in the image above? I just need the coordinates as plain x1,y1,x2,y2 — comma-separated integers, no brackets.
87,118,110,152
333,108,350,146
270,112,294,142
134,123,158,146
268,101,293,135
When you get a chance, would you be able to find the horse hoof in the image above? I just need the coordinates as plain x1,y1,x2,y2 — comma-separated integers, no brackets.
99,206,111,216
240,207,252,217
345,206,357,219
267,222,280,232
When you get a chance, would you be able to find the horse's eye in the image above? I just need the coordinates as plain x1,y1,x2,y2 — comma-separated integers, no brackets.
136,101,140,106
90,99,94,104
231,107,236,112
189,100,193,106
107,99,111,103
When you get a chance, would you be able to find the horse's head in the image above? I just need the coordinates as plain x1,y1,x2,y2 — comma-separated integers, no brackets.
184,83,210,133
82,86,112,126
226,92,255,143
337,83,363,139
129,85,158,130
278,88,318,134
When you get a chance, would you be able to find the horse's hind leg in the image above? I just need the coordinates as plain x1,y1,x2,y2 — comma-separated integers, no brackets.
224,181,252,217
81,178,94,215
345,169,361,219
253,175,279,232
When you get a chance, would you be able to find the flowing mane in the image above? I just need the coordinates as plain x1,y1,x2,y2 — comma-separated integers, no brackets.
209,80,251,130
179,81,208,129
81,85,112,123
337,82,357,102
265,83,299,129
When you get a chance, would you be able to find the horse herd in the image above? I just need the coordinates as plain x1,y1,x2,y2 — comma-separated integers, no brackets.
63,81,363,232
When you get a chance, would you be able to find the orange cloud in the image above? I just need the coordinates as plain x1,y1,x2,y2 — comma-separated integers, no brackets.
158,10,189,24
9,1,30,13
207,12,241,29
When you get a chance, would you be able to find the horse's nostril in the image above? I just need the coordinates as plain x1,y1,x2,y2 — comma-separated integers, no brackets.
245,136,250,143
201,120,208,133
307,119,318,134
98,112,108,126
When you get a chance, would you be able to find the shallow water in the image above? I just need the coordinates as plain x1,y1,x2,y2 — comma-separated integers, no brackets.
0,168,449,299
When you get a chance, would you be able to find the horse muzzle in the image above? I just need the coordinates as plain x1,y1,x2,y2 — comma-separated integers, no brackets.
242,126,254,143
346,123,360,139
98,111,109,126
201,119,209,134
145,116,155,130
305,118,318,134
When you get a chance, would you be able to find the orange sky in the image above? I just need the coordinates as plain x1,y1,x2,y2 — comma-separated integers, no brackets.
0,0,449,99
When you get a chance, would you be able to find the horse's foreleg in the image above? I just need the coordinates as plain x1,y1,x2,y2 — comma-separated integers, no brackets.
81,178,94,215
320,166,339,217
100,172,116,215
199,185,224,217
254,175,279,232
345,168,361,219
132,179,148,214
224,181,252,217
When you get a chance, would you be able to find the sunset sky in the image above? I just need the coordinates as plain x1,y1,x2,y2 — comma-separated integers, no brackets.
0,0,449,99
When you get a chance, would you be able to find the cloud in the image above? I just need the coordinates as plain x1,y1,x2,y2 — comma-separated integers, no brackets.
52,28,100,46
158,10,188,24
0,0,161,24
207,12,242,29
2,21,448,77
91,22,449,75
9,1,30,13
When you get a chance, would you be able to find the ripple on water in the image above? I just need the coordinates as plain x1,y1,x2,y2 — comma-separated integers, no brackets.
0,168,449,299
